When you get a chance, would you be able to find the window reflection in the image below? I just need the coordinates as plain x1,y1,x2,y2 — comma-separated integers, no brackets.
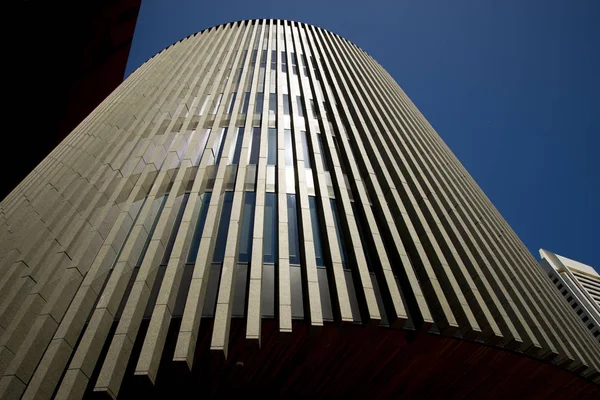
309,196,324,266
264,193,277,263
238,192,256,263
287,194,300,264
229,127,244,165
187,192,212,263
213,192,234,263
330,198,348,268
249,128,260,165
267,128,277,165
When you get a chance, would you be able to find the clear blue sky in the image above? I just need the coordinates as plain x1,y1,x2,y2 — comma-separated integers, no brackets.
126,0,599,271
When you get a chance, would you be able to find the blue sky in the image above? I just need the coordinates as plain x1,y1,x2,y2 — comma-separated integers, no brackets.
126,0,599,271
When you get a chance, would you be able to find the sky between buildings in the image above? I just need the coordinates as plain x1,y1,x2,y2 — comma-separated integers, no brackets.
125,0,600,271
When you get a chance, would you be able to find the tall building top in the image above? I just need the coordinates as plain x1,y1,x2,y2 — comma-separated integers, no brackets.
541,249,599,278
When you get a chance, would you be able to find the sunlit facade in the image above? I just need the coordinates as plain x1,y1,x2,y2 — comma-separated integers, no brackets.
1,19,599,399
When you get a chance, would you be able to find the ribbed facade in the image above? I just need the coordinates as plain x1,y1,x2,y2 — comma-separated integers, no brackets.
540,250,600,342
0,19,599,399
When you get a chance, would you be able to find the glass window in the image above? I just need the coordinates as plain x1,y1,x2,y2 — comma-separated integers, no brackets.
161,193,190,265
267,128,277,165
215,128,228,164
235,68,243,85
241,92,251,114
296,96,304,118
287,194,300,265
213,192,234,263
285,129,293,166
270,50,277,71
258,68,266,90
351,202,373,271
283,94,290,116
187,192,212,263
316,133,329,171
238,192,256,263
302,54,309,77
251,49,258,64
264,193,277,263
310,99,318,119
227,92,237,114
291,53,298,75
255,92,264,115
248,127,260,165
230,127,244,165
310,56,318,75
261,50,267,66
330,199,348,267
269,93,277,117
301,131,311,168
281,51,287,73
309,196,324,266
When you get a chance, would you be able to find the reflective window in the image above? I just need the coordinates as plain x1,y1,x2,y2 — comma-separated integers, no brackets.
283,94,290,116
287,194,301,264
264,193,277,263
227,92,237,114
269,93,277,117
260,50,267,66
215,128,228,164
296,96,304,118
309,196,324,266
255,92,264,115
285,129,293,166
187,192,212,263
316,133,329,171
302,54,309,77
291,52,298,75
238,192,256,263
213,192,234,263
330,199,348,267
267,128,277,165
258,68,266,90
230,127,244,165
352,202,373,271
270,50,277,71
301,131,311,168
310,99,318,119
249,128,260,165
280,51,287,73
241,92,251,114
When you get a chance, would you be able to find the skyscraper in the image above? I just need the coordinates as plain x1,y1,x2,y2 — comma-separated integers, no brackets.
540,249,600,342
1,19,599,399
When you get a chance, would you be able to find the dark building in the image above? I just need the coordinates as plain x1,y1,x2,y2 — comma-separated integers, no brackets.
0,19,599,399
3,0,142,200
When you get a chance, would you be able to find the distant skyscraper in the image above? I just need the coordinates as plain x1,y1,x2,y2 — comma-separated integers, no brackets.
540,249,600,342
1,19,599,399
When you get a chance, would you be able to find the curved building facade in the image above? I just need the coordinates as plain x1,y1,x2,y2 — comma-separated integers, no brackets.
0,19,599,399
